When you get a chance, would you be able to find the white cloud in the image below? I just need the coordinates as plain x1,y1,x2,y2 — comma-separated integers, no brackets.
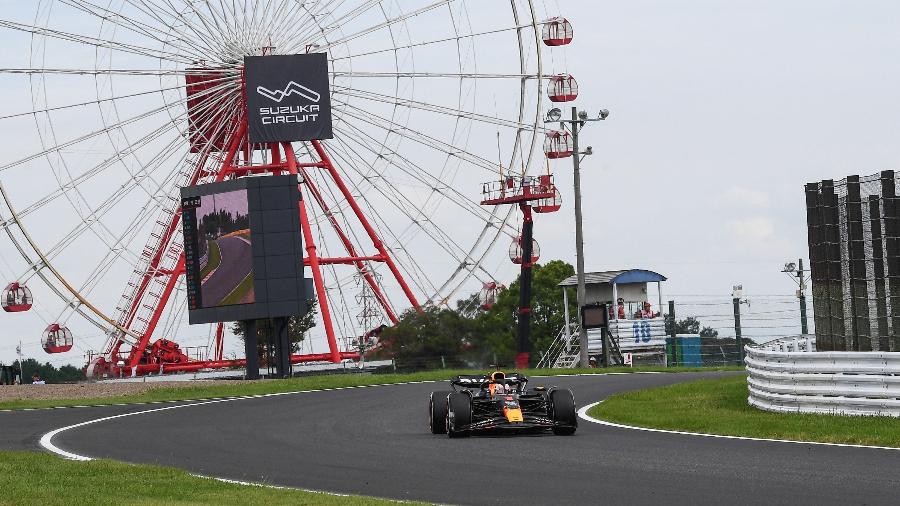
718,186,771,208
724,217,791,255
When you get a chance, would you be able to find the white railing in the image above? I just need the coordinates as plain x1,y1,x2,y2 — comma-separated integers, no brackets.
745,336,900,417
537,324,580,369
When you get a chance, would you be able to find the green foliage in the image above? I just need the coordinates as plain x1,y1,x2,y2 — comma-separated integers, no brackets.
377,305,480,370
590,375,900,447
665,316,718,338
4,358,84,384
375,260,575,369
232,299,318,356
477,260,576,367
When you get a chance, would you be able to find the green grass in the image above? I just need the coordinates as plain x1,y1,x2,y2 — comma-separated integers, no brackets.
0,366,740,411
199,240,221,280
589,375,900,447
218,271,254,305
0,451,417,506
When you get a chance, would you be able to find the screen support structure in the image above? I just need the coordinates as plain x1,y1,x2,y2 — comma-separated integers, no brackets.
95,109,422,378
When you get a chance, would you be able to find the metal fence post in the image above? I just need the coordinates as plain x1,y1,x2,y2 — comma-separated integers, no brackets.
668,300,677,367
733,298,744,364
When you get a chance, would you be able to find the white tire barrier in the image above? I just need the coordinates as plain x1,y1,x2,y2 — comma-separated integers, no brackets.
746,336,900,417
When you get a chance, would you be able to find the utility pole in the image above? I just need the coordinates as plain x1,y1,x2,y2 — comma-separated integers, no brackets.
570,106,590,368
782,259,810,335
798,258,809,335
733,297,743,364
16,341,24,383
545,106,609,368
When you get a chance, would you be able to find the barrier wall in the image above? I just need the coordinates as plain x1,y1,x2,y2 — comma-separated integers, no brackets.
746,336,900,417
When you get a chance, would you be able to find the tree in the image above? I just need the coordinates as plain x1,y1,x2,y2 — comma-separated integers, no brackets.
699,326,719,338
477,260,576,367
232,298,318,359
376,305,479,370
7,359,85,383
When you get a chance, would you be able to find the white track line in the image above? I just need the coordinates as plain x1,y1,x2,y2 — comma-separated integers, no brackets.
577,401,900,451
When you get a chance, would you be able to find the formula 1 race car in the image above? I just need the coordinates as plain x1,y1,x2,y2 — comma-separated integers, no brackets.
428,371,577,437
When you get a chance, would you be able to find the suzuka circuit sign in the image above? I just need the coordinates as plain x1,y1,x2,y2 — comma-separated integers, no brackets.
244,53,333,143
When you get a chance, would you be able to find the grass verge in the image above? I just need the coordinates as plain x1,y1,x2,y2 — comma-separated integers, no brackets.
0,451,417,506
199,240,221,280
588,375,900,447
218,271,254,305
0,366,739,411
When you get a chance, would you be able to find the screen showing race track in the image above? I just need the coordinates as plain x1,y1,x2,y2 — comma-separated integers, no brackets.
193,189,254,307
181,176,311,324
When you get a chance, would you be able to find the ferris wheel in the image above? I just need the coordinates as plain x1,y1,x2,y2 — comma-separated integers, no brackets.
0,1,578,376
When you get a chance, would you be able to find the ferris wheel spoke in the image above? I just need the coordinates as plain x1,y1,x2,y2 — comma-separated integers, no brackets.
281,0,386,54
9,90,235,222
40,131,193,262
0,68,238,76
59,0,217,61
318,138,441,298
332,99,499,172
330,70,534,79
332,85,537,131
326,128,511,301
0,79,238,174
325,130,488,283
310,0,454,53
117,0,232,59
331,23,529,62
331,119,502,227
277,2,342,51
9,99,229,228
0,79,229,122
1,19,193,64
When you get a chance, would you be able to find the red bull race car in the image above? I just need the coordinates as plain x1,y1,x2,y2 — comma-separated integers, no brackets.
428,371,577,437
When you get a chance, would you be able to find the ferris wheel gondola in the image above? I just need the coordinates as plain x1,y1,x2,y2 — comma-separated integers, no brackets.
2,282,32,312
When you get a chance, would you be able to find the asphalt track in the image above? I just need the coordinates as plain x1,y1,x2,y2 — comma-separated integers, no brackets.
201,236,252,305
6,371,900,505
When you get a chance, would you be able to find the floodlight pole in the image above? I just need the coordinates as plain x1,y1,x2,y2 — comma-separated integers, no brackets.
569,107,592,369
798,258,809,335
549,106,607,368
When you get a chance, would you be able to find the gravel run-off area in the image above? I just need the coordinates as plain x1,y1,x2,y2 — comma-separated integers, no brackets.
0,380,250,403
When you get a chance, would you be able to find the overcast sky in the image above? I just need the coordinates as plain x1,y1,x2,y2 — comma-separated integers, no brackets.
540,0,900,298
1,0,899,363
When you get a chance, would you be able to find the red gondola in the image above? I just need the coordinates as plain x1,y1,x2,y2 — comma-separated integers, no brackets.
509,236,541,265
542,17,574,46
2,282,33,312
543,130,573,159
533,187,562,213
43,324,73,354
548,74,578,102
479,281,503,310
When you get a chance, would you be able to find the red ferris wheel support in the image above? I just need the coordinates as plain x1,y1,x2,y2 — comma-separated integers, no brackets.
96,103,422,377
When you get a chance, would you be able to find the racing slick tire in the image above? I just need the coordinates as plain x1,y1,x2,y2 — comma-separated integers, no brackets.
549,388,577,435
446,392,472,438
429,391,452,434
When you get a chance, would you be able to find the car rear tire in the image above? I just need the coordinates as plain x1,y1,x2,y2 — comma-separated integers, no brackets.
447,392,472,438
429,391,452,434
549,388,577,435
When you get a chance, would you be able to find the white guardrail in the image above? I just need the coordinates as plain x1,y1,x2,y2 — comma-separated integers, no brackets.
745,336,900,417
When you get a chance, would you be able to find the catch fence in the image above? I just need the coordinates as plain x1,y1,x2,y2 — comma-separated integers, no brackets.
806,171,900,351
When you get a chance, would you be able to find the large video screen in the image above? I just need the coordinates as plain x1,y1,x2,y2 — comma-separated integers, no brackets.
194,189,254,307
181,176,311,325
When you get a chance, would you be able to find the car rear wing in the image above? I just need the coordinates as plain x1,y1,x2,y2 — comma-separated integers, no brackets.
451,373,528,389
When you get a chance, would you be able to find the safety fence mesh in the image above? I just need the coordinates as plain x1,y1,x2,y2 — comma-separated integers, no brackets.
806,171,900,351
